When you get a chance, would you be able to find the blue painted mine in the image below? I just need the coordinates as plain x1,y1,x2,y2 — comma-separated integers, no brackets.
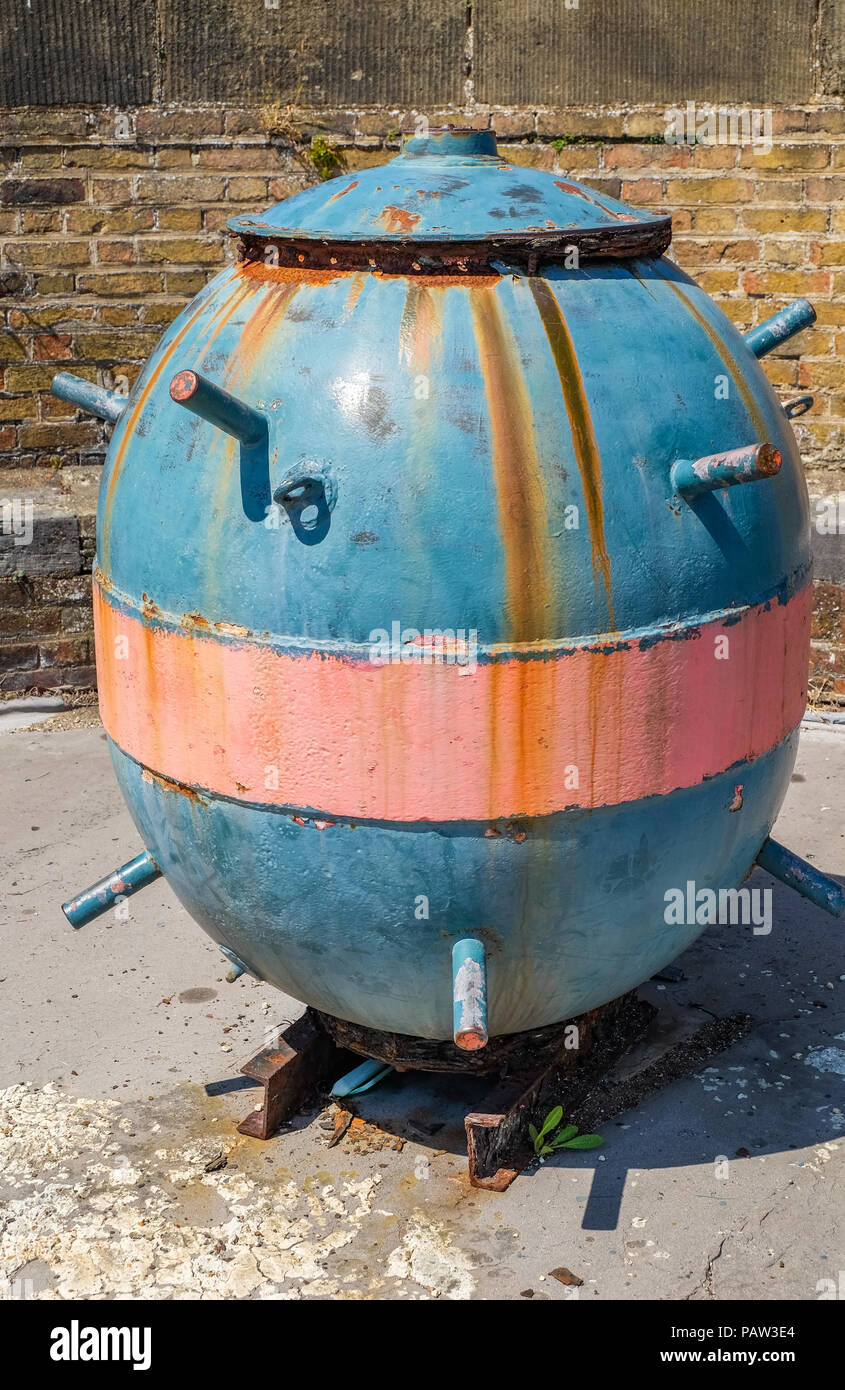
58,128,822,1042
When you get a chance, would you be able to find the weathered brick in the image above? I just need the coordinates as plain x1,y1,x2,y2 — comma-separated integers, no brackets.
0,603,60,637
622,112,666,139
32,574,92,604
226,175,269,200
689,144,739,170
77,270,164,296
800,361,845,391
0,397,36,421
32,334,73,360
21,210,63,233
136,109,225,140
98,305,142,326
63,147,151,170
3,662,97,691
136,174,227,203
807,177,845,203
665,177,754,203
140,237,225,265
743,207,829,234
33,273,75,294
692,208,742,233
267,175,310,200
742,269,832,296
38,636,91,665
806,110,845,135
0,177,85,205
0,331,27,361
8,307,93,331
0,110,87,140
604,143,690,170
762,358,799,386
59,604,95,633
195,146,281,171
18,421,100,448
39,392,78,419
694,269,741,293
738,144,830,171
140,301,184,326
3,239,90,268
163,270,212,295
157,207,203,232
95,240,136,264
620,179,661,205
90,177,136,204
5,363,91,391
0,512,79,578
67,207,154,235
76,331,159,358
0,641,38,672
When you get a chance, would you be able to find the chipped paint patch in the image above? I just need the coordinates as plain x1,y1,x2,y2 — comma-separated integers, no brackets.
0,1082,385,1300
386,1212,477,1299
804,1047,845,1076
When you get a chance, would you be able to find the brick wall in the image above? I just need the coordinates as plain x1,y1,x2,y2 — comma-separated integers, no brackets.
1,100,844,696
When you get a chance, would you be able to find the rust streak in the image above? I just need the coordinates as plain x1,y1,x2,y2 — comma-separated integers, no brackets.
399,281,440,370
375,269,501,289
470,288,555,645
196,279,255,361
663,276,768,441
140,767,208,804
100,272,241,569
225,280,301,384
239,260,346,287
553,180,636,222
326,179,359,202
530,278,614,628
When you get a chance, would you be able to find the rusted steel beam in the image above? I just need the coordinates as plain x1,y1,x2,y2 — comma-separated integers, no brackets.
465,993,655,1190
670,442,781,499
236,1011,342,1140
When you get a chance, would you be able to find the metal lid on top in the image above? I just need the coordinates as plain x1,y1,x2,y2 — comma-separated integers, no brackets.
228,127,671,262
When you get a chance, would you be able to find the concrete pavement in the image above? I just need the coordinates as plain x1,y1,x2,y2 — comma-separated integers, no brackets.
0,720,842,1300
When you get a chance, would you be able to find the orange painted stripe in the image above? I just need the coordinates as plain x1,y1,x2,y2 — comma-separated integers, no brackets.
94,582,810,823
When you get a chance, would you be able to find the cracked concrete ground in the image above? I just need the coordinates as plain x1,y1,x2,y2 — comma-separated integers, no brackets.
0,720,842,1300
